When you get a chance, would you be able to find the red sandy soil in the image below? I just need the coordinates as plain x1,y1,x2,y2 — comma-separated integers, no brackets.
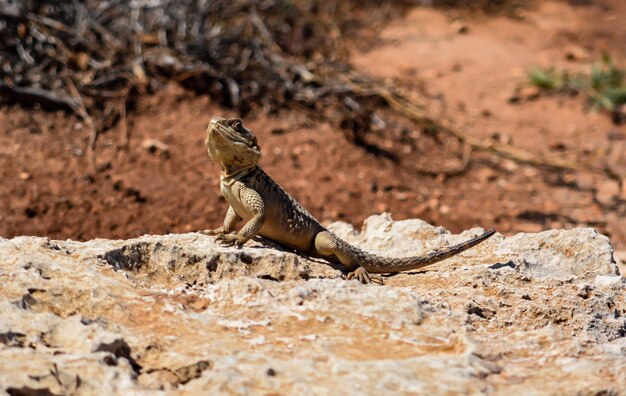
1,1,625,254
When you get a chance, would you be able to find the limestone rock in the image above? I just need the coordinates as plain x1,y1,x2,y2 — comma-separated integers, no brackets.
0,214,624,394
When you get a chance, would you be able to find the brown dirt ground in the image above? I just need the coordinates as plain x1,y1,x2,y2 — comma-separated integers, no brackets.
1,1,626,252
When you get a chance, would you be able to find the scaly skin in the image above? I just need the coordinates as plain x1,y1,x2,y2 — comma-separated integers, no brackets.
204,116,495,284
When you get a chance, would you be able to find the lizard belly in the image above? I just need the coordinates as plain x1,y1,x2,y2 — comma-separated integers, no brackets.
258,210,316,252
257,188,319,251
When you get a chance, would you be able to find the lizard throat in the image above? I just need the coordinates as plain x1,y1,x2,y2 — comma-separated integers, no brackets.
221,164,256,184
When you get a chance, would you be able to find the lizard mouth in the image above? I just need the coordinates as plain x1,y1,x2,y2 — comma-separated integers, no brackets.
209,121,255,147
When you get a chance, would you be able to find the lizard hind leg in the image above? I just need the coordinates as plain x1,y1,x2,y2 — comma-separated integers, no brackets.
313,231,383,285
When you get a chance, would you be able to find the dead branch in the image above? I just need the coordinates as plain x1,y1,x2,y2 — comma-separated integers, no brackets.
0,83,77,112
2,0,620,184
345,77,613,177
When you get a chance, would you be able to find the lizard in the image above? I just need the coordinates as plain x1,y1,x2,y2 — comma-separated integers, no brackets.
202,116,495,284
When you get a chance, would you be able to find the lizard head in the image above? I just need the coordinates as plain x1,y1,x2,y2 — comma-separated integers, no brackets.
206,117,261,176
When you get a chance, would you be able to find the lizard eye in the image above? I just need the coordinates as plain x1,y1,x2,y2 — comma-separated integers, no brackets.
233,121,242,131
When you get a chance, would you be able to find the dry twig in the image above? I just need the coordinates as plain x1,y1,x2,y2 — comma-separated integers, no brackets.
344,77,614,178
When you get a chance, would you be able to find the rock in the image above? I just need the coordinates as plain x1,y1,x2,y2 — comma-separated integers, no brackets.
607,129,625,141
615,250,626,275
450,21,469,35
519,86,541,100
493,228,618,279
508,86,540,104
564,45,589,62
141,138,170,157
0,214,625,394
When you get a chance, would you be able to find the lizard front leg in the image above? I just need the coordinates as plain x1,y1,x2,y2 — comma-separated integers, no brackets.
217,187,265,248
202,206,240,237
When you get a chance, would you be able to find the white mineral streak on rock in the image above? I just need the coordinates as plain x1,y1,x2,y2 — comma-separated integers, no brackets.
0,214,624,395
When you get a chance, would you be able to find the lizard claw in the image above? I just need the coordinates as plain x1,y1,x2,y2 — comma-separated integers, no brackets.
346,267,383,285
215,234,246,248
200,227,223,236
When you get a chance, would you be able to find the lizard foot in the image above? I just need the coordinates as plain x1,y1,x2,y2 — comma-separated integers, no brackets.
200,227,225,236
347,267,384,285
214,233,247,248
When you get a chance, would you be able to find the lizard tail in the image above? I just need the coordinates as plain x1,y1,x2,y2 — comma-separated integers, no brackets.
346,228,496,274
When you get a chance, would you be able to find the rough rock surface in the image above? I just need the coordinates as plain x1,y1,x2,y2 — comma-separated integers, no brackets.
1,213,624,395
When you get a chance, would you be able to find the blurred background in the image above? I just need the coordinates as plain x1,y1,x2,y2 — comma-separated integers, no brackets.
0,0,625,250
